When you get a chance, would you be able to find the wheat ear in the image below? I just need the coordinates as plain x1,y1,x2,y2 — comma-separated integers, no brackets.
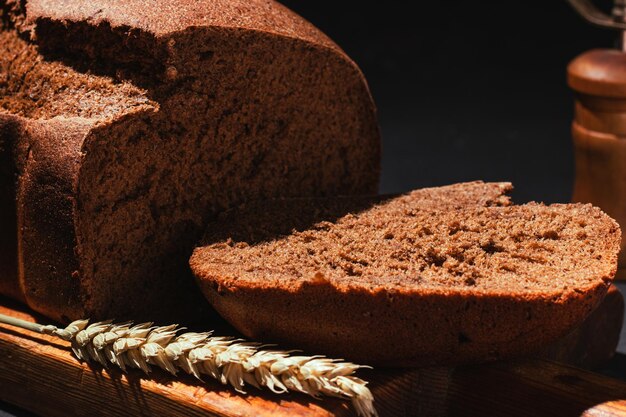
0,314,377,417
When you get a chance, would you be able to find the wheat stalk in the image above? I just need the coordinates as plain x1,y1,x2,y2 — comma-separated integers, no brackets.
0,314,377,417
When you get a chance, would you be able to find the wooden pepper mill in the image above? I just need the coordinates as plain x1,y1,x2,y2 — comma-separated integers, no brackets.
568,0,626,279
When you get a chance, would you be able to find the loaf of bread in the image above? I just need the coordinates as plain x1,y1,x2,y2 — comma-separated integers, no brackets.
190,182,621,366
0,0,380,322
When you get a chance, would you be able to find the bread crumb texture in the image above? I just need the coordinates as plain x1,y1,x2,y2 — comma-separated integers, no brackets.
198,202,617,295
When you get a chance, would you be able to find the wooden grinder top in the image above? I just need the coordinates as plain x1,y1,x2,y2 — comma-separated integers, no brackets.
569,49,626,98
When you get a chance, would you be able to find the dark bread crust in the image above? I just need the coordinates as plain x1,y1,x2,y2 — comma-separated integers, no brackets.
190,182,621,366
1,113,93,320
26,0,339,48
14,117,91,320
195,278,611,366
0,0,381,322
0,115,22,302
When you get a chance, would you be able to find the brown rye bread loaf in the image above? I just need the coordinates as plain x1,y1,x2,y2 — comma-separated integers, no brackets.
0,0,380,322
190,182,621,366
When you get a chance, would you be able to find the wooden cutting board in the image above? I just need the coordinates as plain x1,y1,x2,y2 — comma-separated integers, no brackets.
1,293,626,417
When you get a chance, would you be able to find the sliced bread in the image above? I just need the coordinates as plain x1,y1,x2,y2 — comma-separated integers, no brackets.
190,182,621,366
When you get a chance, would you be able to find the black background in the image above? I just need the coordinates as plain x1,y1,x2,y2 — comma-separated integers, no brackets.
280,0,616,203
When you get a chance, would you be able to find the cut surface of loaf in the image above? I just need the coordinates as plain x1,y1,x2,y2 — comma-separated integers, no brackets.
0,0,380,322
190,182,621,366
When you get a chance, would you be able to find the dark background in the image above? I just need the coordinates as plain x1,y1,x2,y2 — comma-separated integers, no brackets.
281,0,616,203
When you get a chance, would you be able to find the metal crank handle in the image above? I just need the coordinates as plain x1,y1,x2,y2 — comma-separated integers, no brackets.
567,0,626,30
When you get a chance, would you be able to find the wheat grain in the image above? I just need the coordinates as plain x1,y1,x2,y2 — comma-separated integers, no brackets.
0,314,377,417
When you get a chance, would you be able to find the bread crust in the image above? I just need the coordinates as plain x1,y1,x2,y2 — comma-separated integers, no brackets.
0,114,23,302
26,0,339,48
15,117,92,321
195,277,613,366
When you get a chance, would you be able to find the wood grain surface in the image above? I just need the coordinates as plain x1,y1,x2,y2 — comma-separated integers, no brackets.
0,297,355,417
1,296,626,417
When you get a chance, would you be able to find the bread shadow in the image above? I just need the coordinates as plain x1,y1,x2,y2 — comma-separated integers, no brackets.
33,19,163,91
199,195,394,247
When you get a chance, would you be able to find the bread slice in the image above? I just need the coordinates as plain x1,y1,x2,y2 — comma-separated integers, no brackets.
0,0,380,322
190,182,621,366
